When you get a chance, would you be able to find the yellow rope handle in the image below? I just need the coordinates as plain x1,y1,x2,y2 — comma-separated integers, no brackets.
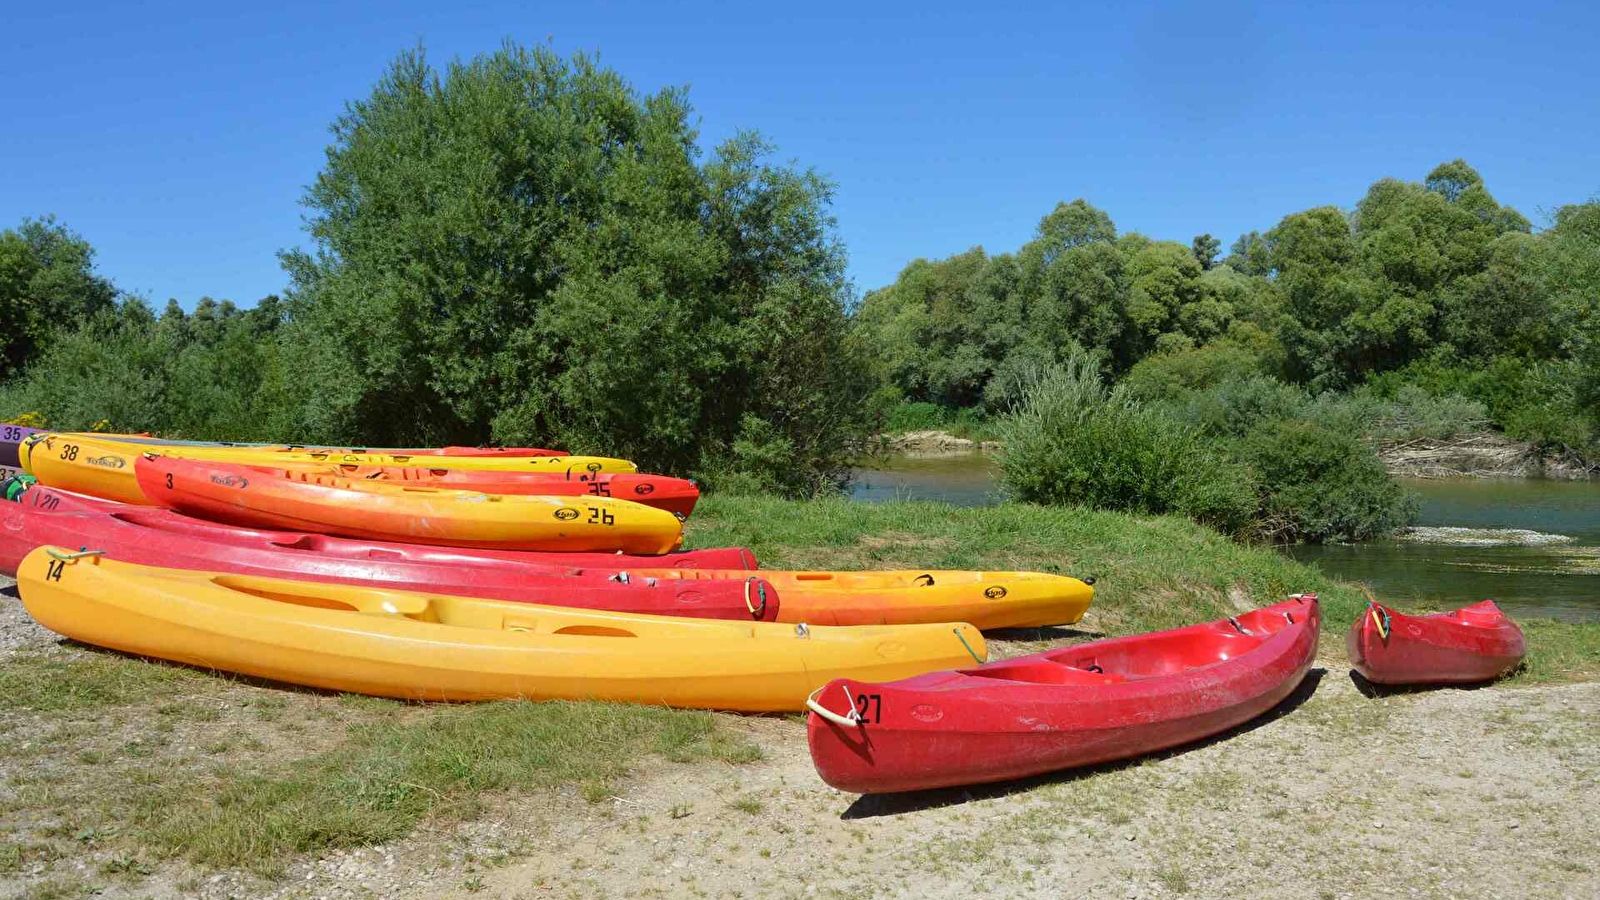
743,577,768,619
1358,585,1391,639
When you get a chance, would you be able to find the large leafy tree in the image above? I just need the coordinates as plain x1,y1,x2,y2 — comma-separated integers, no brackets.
273,44,869,493
0,216,117,377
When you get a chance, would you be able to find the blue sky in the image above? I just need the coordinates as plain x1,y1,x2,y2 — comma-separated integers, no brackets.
3,1,1596,308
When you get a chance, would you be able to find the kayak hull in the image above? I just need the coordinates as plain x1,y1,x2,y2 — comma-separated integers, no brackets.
15,548,982,710
1,424,43,469
614,568,1093,629
1346,600,1525,685
1,486,762,615
135,456,684,553
325,465,700,518
807,595,1320,793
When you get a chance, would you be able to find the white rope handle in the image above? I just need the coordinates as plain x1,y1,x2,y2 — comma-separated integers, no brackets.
804,683,861,729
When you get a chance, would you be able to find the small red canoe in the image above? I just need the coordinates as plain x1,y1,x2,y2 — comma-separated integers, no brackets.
1,487,767,622
1347,600,1525,685
806,595,1320,794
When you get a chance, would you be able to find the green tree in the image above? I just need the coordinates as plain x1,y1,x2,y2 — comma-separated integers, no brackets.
273,43,868,494
1191,233,1221,270
0,216,117,377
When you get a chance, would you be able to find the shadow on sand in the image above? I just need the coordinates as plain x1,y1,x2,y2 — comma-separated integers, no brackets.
1347,667,1506,699
982,624,1104,643
839,666,1328,820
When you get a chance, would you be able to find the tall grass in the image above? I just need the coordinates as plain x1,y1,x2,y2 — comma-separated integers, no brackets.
994,355,1257,535
993,358,1418,543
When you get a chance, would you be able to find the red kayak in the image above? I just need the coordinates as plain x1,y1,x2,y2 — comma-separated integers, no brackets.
0,486,771,620
806,595,1320,793
1347,600,1525,685
324,465,700,518
4,484,751,569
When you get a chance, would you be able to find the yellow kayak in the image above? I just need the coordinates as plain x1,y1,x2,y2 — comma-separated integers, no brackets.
20,433,634,505
15,547,986,710
611,569,1094,629
20,433,148,504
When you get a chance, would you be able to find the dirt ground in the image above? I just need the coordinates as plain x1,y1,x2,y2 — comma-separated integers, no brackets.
2,573,1596,900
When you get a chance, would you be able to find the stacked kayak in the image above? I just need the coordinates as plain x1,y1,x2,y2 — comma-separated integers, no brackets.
807,595,1320,793
16,547,983,709
1347,600,1526,685
17,433,634,505
134,455,683,553
0,487,774,619
323,465,700,517
1,428,1099,716
1,423,43,470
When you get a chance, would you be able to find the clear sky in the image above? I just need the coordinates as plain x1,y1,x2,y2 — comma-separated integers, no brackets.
3,1,1596,308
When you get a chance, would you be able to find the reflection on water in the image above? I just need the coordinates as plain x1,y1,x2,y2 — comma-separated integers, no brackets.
851,455,1600,622
1292,477,1600,623
849,453,1001,507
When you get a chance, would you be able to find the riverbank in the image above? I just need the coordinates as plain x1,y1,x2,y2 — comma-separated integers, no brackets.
880,428,1598,480
1,497,1596,899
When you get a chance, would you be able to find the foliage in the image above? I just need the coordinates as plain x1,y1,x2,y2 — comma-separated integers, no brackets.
0,296,284,439
998,355,1419,542
265,44,870,496
1121,337,1276,402
1236,420,1418,543
0,44,873,496
854,161,1597,461
881,401,990,439
995,354,1257,534
0,216,117,378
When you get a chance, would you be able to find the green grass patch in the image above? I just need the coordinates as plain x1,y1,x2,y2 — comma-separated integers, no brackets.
689,493,1367,634
0,651,212,712
149,700,759,872
1507,620,1600,684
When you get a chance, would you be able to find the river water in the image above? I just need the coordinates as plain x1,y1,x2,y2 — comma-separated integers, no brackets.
851,453,1600,622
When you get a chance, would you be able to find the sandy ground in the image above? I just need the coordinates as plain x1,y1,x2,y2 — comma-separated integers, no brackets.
2,574,1596,900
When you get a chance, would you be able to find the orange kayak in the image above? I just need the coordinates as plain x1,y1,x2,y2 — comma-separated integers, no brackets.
322,465,700,518
135,455,684,553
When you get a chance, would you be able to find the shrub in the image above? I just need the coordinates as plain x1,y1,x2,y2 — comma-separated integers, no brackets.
1120,340,1268,402
1164,375,1309,439
996,355,1257,534
884,402,950,433
1238,420,1417,542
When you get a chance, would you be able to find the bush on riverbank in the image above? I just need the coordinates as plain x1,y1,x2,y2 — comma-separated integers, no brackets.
996,355,1417,542
995,357,1258,534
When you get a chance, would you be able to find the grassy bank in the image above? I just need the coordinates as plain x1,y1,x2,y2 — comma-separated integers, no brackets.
1,496,1595,895
690,493,1599,681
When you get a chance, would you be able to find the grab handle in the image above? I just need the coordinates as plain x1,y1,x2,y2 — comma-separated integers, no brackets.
804,683,861,729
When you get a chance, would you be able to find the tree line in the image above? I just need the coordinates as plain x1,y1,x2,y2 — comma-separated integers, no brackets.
855,161,1600,459
3,41,1596,513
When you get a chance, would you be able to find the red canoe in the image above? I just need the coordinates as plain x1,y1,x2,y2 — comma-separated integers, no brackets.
1347,600,1525,685
323,465,700,518
0,486,771,620
806,595,1320,794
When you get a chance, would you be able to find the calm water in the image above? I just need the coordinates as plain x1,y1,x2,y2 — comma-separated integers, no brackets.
851,454,1600,622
